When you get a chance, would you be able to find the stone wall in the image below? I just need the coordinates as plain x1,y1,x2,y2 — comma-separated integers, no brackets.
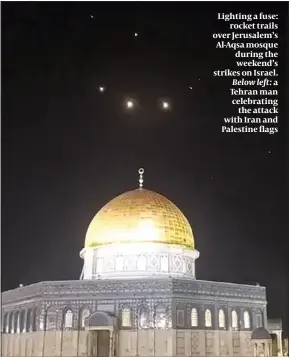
119,329,174,356
1,329,254,357
118,329,253,357
1,330,89,357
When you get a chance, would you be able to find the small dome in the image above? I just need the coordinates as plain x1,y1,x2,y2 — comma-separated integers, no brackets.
85,188,194,249
251,327,271,340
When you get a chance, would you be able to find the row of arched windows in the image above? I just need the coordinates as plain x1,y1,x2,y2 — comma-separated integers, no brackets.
45,307,90,331
2,308,38,334
121,304,167,329
47,304,168,330
122,306,254,330
190,308,252,329
3,305,259,333
2,307,90,334
45,305,167,331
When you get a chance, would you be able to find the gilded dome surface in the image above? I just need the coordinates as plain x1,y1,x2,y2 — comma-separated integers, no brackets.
85,188,194,249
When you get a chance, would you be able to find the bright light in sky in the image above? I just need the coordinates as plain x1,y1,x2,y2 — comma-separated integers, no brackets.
123,98,138,111
97,85,106,93
161,101,171,111
162,101,169,109
158,98,172,112
134,32,138,37
126,100,134,109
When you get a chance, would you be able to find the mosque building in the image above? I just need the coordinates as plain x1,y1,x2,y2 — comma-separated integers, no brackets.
1,169,284,357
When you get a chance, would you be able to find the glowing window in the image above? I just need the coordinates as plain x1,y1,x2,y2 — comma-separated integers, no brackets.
116,256,124,271
97,257,103,273
46,307,57,331
232,310,238,330
20,310,25,332
80,308,90,328
155,304,167,329
14,311,20,333
121,307,131,327
177,310,185,327
244,311,250,329
191,308,198,327
8,313,14,333
219,309,225,328
32,308,38,331
256,310,263,328
3,313,7,333
137,255,146,270
64,310,73,329
205,309,212,327
139,306,149,329
160,255,168,271
26,310,32,332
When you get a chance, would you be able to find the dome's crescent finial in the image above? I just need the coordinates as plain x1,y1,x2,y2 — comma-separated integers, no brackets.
138,168,144,188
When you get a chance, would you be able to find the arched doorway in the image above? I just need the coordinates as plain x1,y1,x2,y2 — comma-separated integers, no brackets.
87,311,117,357
270,334,278,356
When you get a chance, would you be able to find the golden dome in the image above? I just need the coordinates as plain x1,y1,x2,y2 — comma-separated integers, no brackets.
85,188,194,249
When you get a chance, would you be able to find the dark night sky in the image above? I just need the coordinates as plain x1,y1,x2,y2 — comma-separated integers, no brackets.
2,2,288,334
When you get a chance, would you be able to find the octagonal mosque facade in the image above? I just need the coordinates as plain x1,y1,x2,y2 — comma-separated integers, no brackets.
1,171,283,357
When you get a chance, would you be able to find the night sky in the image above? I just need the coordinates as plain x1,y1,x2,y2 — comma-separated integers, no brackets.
2,2,288,335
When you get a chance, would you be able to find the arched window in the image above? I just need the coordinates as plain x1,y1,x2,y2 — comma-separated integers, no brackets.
160,255,168,271
137,255,146,270
232,310,238,330
80,308,90,329
20,310,26,332
121,307,131,327
14,311,20,333
191,308,198,327
116,256,124,271
3,313,7,333
32,308,38,331
46,307,57,331
205,309,212,327
139,306,149,329
177,310,185,327
219,309,225,328
64,309,73,329
244,310,250,329
8,313,14,333
1,311,3,333
97,257,103,273
155,304,167,329
256,310,263,328
26,309,32,332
